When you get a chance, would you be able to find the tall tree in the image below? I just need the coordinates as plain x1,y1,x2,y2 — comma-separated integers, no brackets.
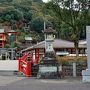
46,0,90,56
31,17,44,33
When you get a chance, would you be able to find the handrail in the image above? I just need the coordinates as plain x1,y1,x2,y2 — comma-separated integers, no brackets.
18,52,32,77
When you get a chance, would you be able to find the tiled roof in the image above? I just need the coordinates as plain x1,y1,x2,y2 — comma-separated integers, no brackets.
34,39,86,48
22,39,86,52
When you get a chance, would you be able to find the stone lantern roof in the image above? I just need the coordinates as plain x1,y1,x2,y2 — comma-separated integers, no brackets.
43,27,56,34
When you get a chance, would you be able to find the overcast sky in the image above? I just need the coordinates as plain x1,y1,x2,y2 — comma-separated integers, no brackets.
42,0,49,3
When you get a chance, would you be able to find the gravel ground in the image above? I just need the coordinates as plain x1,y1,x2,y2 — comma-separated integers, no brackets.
0,76,90,90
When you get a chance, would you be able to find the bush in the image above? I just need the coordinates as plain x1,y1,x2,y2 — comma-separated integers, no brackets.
4,44,11,48
57,56,87,66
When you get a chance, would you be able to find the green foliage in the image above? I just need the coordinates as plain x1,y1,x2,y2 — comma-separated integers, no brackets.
45,0,90,56
23,11,33,22
33,0,43,3
31,17,44,33
17,31,26,42
0,0,50,46
46,0,90,37
0,8,23,24
4,44,11,48
11,42,18,48
0,0,89,48
0,0,13,3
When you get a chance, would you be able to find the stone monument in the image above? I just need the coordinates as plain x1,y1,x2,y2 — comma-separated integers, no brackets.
82,26,90,82
37,27,59,79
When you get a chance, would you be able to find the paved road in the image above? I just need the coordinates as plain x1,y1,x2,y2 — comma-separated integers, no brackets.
0,76,90,90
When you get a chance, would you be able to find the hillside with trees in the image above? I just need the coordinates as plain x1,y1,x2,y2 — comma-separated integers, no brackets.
0,0,46,47
0,0,90,51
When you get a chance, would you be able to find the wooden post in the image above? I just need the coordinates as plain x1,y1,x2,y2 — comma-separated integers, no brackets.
35,49,40,64
37,49,40,64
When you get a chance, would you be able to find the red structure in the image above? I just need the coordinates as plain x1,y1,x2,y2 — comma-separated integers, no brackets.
22,39,86,57
0,29,17,48
18,52,32,77
0,29,7,48
18,49,42,77
35,49,40,64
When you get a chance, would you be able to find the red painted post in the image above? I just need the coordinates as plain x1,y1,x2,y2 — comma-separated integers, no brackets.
35,49,37,64
35,49,40,64
29,61,32,77
37,49,40,64
18,58,22,72
26,61,32,77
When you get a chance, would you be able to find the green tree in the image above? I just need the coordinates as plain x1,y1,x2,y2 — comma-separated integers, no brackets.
33,0,43,3
31,17,44,33
0,0,55,43
46,0,90,56
24,11,33,23
0,0,13,3
0,7,23,28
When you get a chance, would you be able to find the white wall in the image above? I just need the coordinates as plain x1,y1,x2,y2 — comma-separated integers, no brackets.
0,60,18,71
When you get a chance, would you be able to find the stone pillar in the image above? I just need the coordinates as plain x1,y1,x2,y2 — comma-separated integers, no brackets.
82,26,90,82
11,49,14,60
0,54,2,60
73,62,76,77
6,52,7,60
59,65,62,72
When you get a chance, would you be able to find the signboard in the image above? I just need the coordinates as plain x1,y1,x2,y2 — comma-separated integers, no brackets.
39,66,57,73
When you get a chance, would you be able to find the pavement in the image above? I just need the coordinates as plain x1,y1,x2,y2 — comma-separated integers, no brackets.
0,76,90,90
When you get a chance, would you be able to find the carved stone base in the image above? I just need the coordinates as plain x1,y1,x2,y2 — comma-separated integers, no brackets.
37,51,60,79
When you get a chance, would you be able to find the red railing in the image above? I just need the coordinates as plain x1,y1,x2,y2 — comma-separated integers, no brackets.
18,52,32,77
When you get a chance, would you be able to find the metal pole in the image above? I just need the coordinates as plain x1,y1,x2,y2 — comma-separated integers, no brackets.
44,21,46,30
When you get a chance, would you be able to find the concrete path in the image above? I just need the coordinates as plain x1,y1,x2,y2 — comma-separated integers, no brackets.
0,76,25,86
0,76,90,90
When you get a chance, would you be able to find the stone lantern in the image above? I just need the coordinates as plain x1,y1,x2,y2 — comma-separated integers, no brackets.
37,27,60,79
44,27,55,52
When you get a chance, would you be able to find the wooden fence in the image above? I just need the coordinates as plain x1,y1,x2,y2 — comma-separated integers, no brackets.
62,63,87,77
